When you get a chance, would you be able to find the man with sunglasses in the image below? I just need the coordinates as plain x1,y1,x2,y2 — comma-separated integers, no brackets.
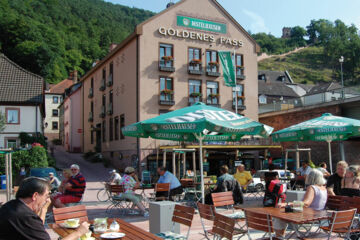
52,164,86,208
0,177,89,240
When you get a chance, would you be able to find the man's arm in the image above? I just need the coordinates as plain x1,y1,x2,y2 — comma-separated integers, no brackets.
62,222,90,240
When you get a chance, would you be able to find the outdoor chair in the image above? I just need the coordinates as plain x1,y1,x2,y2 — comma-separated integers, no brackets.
304,208,357,240
156,204,195,240
197,202,216,239
181,179,200,203
326,195,349,211
211,213,236,240
53,205,88,224
107,185,132,214
244,209,274,240
150,183,170,201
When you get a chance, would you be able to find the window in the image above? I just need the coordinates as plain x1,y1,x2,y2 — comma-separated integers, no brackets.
53,96,59,104
91,77,94,89
160,77,174,101
159,44,174,67
109,90,113,104
206,50,219,72
102,94,106,113
109,118,113,141
6,139,17,149
235,54,244,76
90,101,94,113
102,120,106,142
52,109,59,117
189,48,201,71
6,108,19,124
102,68,106,81
110,62,113,80
52,121,58,130
120,114,125,139
90,126,94,144
232,84,244,106
189,80,202,104
114,116,119,140
206,81,219,104
259,95,267,104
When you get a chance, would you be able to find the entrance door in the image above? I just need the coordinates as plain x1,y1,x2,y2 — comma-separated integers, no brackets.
95,123,101,153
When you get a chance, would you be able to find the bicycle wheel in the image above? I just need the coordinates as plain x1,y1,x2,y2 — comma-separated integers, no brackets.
97,188,109,202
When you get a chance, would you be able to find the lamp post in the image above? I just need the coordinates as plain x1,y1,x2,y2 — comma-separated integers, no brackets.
339,56,344,99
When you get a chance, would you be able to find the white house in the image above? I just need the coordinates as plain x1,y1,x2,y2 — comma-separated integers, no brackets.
0,53,44,149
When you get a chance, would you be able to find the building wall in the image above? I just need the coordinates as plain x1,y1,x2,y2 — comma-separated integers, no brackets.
138,0,259,154
0,105,43,148
44,93,62,141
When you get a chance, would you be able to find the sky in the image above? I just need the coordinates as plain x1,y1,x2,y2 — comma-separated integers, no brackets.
105,0,360,37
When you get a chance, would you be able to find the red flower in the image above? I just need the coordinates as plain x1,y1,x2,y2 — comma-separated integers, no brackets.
32,143,43,148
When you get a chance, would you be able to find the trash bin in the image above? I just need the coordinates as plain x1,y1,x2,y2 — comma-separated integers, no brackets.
1,175,6,189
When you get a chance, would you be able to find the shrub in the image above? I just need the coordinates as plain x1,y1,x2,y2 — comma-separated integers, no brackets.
47,156,56,168
19,132,48,149
52,138,62,145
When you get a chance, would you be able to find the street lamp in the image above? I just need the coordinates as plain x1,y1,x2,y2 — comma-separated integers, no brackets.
339,56,344,99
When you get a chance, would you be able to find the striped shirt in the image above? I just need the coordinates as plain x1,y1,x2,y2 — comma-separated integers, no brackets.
65,173,86,198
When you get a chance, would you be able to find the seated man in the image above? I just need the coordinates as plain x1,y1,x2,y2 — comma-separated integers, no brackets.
291,160,312,189
264,164,279,190
52,164,86,208
49,172,61,192
233,164,253,191
156,166,183,200
0,177,89,240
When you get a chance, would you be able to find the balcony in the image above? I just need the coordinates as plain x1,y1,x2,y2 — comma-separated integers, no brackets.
232,104,246,111
236,67,245,80
107,74,113,87
99,106,105,118
207,103,221,108
159,91,175,106
188,96,203,106
159,58,175,72
107,103,113,115
88,88,93,98
188,61,203,75
99,79,106,91
206,65,220,77
88,112,93,122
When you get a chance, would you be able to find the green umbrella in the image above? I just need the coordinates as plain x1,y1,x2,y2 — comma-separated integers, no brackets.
272,113,360,173
122,102,273,202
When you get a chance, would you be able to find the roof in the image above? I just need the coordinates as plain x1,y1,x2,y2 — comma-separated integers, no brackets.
81,0,260,82
258,70,292,84
47,79,74,94
0,53,44,104
258,81,299,97
306,82,342,95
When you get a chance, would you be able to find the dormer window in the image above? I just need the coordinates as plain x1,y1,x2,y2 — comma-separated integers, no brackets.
259,74,266,81
278,76,286,82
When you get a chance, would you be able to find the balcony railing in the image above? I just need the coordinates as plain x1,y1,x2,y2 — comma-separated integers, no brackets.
206,65,220,77
107,103,113,115
188,62,203,75
107,74,113,87
88,112,93,122
99,106,105,118
159,59,175,72
99,79,106,91
232,104,246,111
88,88,93,98
188,97,202,106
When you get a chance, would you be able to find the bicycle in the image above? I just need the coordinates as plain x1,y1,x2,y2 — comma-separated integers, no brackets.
97,183,111,202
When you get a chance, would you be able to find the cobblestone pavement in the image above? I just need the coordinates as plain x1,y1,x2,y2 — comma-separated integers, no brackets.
46,146,313,239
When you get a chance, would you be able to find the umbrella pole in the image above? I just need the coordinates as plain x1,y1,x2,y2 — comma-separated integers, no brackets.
285,150,288,172
182,152,186,178
192,151,197,182
295,143,300,170
195,133,205,204
327,141,333,174
339,141,346,161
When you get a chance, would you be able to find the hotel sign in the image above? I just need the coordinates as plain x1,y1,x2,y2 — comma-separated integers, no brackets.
177,15,227,34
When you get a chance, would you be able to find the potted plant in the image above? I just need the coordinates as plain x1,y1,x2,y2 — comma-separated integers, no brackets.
161,89,174,95
208,93,219,98
190,59,201,65
190,92,202,97
162,55,173,61
208,61,219,66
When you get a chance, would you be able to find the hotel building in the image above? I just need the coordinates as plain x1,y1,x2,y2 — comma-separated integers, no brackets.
80,0,262,171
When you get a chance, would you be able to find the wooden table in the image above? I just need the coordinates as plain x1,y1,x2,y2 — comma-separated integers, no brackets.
50,218,162,240
241,207,330,238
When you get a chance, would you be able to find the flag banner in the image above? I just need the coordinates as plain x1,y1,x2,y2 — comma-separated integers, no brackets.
218,51,236,87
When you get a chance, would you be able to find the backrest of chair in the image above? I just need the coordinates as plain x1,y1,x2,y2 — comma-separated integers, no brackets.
197,202,215,221
245,210,273,233
155,183,170,193
180,179,195,188
329,208,356,232
212,213,235,240
53,205,88,224
211,191,234,208
326,195,346,210
109,184,125,194
347,197,360,214
172,204,195,227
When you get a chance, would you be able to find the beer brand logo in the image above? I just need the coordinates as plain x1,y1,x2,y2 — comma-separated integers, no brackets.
183,18,190,26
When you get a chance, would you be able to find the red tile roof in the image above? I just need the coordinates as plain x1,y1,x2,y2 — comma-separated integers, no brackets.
48,79,74,94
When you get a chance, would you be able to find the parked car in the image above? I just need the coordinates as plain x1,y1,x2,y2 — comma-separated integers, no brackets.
247,169,295,192
29,167,59,179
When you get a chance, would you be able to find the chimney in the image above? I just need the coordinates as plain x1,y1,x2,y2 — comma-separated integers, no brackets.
69,70,78,83
109,43,118,52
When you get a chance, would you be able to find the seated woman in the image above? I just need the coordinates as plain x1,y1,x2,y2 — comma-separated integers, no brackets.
273,169,327,237
118,167,149,217
51,169,71,197
340,165,360,197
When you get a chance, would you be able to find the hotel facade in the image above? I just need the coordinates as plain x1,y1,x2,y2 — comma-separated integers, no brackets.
81,0,261,171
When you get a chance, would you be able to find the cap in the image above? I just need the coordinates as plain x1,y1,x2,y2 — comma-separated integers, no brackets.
109,169,116,174
124,167,135,174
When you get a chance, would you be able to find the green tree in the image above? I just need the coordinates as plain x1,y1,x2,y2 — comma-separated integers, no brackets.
289,26,307,47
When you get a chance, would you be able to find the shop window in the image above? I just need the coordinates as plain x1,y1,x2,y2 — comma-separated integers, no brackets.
189,80,202,104
52,121,58,130
206,81,219,105
206,50,219,73
52,109,59,117
159,77,174,102
159,43,174,68
6,108,19,124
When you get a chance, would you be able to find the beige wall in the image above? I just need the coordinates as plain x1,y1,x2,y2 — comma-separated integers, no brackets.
138,0,258,151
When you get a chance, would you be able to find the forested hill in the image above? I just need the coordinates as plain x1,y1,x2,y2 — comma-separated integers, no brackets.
0,0,154,83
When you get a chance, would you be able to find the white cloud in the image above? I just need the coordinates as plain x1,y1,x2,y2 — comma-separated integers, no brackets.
242,9,269,33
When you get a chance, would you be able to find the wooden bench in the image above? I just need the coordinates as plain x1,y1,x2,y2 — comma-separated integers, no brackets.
53,205,88,224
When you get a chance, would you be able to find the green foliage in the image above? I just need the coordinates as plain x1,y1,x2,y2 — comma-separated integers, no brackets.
47,155,56,168
0,111,5,133
0,0,154,83
52,138,62,145
19,132,48,149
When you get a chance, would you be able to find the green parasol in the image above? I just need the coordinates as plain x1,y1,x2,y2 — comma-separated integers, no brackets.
122,102,273,202
272,113,360,173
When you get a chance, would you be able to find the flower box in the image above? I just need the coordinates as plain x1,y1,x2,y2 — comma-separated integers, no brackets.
190,92,202,97
161,89,174,95
208,61,219,66
208,93,219,98
162,56,173,61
